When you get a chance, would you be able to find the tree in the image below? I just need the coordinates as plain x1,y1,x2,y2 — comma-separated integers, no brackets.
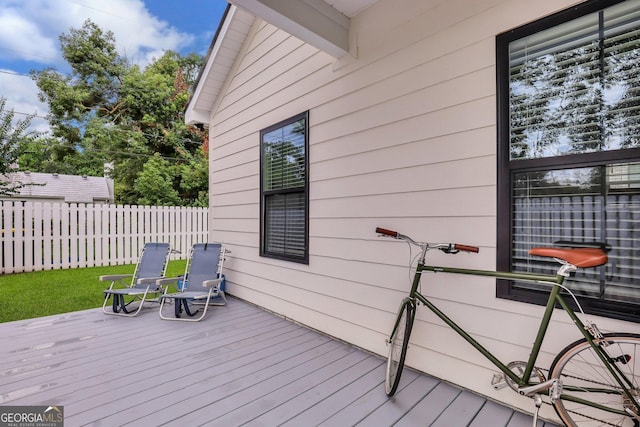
0,97,37,196
28,19,207,206
133,154,181,206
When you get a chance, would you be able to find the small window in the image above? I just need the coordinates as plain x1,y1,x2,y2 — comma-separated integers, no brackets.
496,0,640,322
260,112,309,263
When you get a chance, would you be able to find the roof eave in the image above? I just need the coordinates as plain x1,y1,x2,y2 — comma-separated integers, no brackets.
185,4,254,126
185,1,355,126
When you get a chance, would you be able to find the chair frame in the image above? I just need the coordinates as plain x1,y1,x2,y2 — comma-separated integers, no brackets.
157,243,228,322
101,243,171,317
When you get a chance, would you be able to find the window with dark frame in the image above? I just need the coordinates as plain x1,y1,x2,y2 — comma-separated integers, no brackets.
496,0,640,322
260,111,309,264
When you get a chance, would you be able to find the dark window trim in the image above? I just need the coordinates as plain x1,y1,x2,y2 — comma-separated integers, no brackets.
496,0,640,323
259,111,310,264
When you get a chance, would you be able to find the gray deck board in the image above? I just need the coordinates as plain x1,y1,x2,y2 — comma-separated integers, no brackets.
431,390,486,427
393,381,461,426
0,296,559,426
468,400,516,426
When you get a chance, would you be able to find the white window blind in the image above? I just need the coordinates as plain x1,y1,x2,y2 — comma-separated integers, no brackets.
512,165,640,305
265,193,306,257
509,0,640,160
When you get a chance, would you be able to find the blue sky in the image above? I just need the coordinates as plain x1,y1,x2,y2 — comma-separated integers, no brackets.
0,0,228,133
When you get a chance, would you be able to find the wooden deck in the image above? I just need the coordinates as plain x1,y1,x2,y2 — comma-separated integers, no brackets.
0,297,558,426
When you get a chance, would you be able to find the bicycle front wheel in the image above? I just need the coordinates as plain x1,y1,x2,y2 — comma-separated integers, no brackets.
385,299,415,396
549,333,640,427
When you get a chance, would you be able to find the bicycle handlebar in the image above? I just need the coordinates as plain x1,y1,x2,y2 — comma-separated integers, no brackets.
454,244,480,253
375,227,480,253
375,227,399,238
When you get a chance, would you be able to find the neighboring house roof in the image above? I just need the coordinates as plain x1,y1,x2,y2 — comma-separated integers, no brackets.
2,171,114,203
185,0,379,126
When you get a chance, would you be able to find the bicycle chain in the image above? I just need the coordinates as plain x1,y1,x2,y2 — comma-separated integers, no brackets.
552,371,637,426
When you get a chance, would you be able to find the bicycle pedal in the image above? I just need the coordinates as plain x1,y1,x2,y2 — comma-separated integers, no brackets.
549,379,562,402
491,373,508,390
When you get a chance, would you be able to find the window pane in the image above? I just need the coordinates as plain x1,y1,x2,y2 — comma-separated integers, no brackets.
508,1,640,160
263,119,306,191
605,163,640,302
265,192,306,257
512,165,640,304
260,112,308,263
498,1,640,320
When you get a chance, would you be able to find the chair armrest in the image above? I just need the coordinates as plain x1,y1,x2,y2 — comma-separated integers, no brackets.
137,276,165,285
156,277,180,287
202,278,224,288
100,274,133,281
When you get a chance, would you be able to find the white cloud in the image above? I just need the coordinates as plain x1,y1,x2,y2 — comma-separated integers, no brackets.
0,0,200,134
0,0,195,68
0,70,50,134
0,8,58,63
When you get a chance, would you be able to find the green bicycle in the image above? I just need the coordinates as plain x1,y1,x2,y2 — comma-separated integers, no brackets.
376,227,640,427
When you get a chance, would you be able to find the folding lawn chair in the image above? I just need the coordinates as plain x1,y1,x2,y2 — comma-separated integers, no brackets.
101,242,172,317
157,242,227,322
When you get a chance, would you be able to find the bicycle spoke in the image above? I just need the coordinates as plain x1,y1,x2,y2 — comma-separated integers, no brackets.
550,333,640,426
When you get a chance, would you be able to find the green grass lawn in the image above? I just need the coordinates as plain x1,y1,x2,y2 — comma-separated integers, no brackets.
0,260,187,323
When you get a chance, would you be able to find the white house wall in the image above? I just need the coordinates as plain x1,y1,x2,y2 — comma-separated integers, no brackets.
207,0,637,417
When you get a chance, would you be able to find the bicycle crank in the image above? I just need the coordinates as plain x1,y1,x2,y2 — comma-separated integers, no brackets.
505,361,546,395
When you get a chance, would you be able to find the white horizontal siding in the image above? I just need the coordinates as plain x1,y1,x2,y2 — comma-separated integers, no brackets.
205,0,635,420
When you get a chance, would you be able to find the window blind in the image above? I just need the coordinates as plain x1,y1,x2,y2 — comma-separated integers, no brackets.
509,0,640,161
512,165,640,304
265,192,306,257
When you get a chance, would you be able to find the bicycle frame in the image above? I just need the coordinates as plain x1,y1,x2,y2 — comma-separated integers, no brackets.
404,258,639,411
408,262,566,387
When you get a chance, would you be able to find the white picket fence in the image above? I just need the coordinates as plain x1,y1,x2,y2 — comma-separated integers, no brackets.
1,201,208,274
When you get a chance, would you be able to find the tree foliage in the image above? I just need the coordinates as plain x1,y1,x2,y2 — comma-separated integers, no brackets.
26,19,207,206
0,97,38,196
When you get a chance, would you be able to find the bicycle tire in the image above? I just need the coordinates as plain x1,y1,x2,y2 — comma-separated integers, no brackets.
385,299,415,396
549,332,640,427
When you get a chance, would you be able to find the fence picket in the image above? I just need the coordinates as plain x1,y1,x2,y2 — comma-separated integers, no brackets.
60,203,70,269
1,201,207,274
24,203,34,272
2,202,15,274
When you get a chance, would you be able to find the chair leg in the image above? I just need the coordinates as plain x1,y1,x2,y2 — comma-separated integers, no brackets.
119,295,130,314
103,290,150,317
209,290,227,306
175,298,181,318
102,293,114,314
160,294,211,322
159,296,172,320
182,300,200,317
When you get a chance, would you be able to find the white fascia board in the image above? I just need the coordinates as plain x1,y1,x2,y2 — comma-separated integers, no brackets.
185,5,243,125
185,108,212,126
231,0,350,58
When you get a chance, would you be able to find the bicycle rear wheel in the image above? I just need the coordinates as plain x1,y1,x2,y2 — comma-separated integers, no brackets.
549,333,640,427
385,299,415,396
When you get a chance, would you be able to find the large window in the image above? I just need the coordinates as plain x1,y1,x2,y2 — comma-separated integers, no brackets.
496,0,640,322
260,112,309,263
